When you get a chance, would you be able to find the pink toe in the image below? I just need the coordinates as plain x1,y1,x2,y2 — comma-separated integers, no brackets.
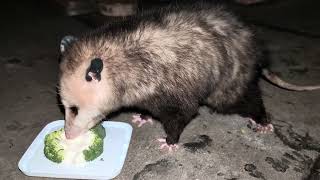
133,114,141,117
157,138,166,143
147,119,153,124
248,118,256,125
156,137,179,152
160,143,168,149
132,116,141,123
138,120,146,127
268,124,274,132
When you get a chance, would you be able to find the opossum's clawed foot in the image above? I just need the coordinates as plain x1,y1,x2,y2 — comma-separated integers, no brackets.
256,123,274,133
248,119,274,133
131,114,153,127
157,138,179,152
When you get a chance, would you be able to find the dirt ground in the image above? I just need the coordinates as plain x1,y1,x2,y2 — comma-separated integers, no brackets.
0,0,319,179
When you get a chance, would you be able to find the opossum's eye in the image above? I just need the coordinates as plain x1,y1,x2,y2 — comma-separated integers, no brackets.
85,58,103,82
69,106,78,116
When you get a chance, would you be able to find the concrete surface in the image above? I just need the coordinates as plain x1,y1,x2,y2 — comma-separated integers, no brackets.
231,0,320,38
0,1,319,180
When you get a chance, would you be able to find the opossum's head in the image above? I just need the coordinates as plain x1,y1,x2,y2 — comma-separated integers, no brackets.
58,36,112,139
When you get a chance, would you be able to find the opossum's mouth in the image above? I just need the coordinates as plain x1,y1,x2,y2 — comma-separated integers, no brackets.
65,125,86,139
64,114,104,139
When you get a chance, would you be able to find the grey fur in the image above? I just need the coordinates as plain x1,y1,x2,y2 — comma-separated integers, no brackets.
59,3,271,144
62,4,256,104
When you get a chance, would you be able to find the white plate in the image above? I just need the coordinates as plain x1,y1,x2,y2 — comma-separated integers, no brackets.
18,120,132,180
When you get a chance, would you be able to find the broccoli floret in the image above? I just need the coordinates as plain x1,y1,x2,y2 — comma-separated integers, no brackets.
44,128,64,163
44,123,106,164
83,135,104,161
83,124,105,161
91,123,106,139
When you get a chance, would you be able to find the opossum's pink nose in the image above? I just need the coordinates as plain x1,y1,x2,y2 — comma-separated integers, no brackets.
65,125,83,139
65,131,79,139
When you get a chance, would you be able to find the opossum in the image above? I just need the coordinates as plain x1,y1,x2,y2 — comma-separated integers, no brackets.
58,2,320,149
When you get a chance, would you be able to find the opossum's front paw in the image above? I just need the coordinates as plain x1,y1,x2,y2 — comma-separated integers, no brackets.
131,114,153,127
248,119,274,133
157,138,179,152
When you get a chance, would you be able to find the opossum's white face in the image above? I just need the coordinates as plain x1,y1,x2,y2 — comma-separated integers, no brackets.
60,69,106,139
59,36,111,139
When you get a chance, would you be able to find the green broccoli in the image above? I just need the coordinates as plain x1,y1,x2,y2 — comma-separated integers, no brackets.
44,123,106,164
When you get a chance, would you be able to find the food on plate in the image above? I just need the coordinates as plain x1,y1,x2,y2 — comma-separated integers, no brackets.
44,123,106,164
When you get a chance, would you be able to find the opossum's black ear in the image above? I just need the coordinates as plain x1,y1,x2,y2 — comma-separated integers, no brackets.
60,35,77,53
85,58,103,82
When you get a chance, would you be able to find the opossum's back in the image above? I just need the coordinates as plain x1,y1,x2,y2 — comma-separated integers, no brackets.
153,4,259,106
82,3,259,107
90,3,251,45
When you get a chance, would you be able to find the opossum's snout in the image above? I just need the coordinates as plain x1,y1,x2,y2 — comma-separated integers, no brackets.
64,107,104,139
64,106,82,139
65,123,83,139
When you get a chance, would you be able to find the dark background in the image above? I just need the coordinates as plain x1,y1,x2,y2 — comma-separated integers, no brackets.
0,0,319,179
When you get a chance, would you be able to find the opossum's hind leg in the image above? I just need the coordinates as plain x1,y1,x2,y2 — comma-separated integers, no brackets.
218,83,273,133
235,84,274,133
156,105,197,152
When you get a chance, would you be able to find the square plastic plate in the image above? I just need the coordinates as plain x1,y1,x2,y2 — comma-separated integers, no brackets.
18,120,132,179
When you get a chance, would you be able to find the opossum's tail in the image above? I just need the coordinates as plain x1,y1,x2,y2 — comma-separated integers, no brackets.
262,69,320,91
